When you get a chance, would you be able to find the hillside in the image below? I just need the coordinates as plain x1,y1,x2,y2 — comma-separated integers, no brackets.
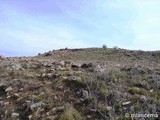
0,48,160,120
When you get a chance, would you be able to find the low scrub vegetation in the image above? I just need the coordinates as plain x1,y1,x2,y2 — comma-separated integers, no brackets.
0,48,160,119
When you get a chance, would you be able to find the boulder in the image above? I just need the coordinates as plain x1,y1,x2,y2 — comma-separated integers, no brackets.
10,63,22,70
5,86,13,92
82,89,89,99
68,76,77,81
30,102,43,110
71,64,80,69
81,63,93,69
59,61,65,67
11,113,19,118
44,52,52,56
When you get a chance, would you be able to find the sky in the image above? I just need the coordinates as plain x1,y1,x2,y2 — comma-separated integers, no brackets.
0,0,160,56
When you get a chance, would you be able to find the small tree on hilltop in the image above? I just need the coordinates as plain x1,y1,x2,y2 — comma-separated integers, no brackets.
102,44,107,49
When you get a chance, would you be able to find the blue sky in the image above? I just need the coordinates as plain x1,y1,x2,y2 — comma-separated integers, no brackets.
0,0,160,56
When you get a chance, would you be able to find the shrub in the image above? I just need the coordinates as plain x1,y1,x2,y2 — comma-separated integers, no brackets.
59,107,83,120
113,46,119,49
102,44,107,49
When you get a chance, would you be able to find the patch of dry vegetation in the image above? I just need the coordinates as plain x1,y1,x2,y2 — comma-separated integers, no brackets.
0,48,160,119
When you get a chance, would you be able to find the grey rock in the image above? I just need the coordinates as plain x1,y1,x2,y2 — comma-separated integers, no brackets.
90,108,97,112
44,52,52,56
56,106,65,112
11,113,19,118
106,106,112,111
5,87,13,92
0,101,5,107
59,61,65,67
42,73,46,77
10,63,21,70
68,76,77,81
82,89,89,98
122,101,131,106
71,64,80,69
87,115,92,118
30,102,43,110
4,102,9,106
81,63,93,69
47,73,53,79
140,95,147,102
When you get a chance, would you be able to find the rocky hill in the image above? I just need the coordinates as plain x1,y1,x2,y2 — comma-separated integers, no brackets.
0,48,160,120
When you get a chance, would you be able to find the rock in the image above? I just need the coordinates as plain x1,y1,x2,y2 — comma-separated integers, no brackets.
44,81,52,85
43,63,52,67
28,86,42,91
46,112,50,116
58,67,67,71
50,69,56,72
47,115,57,120
68,76,77,81
56,106,65,112
28,115,33,120
90,108,97,112
4,102,9,106
42,73,46,77
0,101,5,107
30,102,43,110
122,101,131,106
65,61,71,67
62,76,68,80
82,89,89,98
52,74,61,79
71,64,80,69
26,100,32,103
59,61,65,67
5,87,13,92
57,85,63,89
51,107,57,112
7,96,11,99
39,92,45,96
87,115,92,118
14,93,20,97
42,73,61,79
10,63,21,70
150,89,154,93
47,73,54,79
20,88,24,91
115,64,121,67
44,52,52,56
81,63,93,69
16,97,23,103
140,95,147,102
96,65,101,69
106,106,112,111
53,96,58,100
11,113,19,118
75,71,83,74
